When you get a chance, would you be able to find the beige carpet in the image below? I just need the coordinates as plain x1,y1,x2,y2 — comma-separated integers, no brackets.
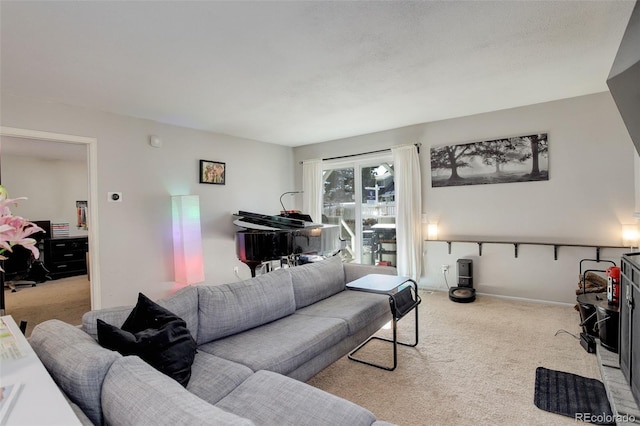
3,275,90,337
307,290,601,426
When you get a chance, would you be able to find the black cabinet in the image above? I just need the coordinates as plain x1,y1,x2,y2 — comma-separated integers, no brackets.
44,236,88,279
620,253,640,407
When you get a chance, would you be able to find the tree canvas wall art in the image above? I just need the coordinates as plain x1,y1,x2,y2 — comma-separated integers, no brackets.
430,133,548,187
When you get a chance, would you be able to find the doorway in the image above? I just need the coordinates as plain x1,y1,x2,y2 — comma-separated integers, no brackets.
0,127,101,329
322,155,396,266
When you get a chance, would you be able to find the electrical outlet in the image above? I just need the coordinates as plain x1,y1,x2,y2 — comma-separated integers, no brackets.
233,266,239,274
441,264,449,274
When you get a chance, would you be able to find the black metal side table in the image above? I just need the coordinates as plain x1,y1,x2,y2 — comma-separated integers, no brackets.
577,292,620,353
346,274,421,371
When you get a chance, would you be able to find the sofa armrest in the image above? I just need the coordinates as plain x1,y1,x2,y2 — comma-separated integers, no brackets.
29,319,121,426
343,262,397,284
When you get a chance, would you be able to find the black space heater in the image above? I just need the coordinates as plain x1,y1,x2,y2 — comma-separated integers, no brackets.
449,259,476,303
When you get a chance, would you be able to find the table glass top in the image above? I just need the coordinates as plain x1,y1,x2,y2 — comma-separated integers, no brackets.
346,274,412,293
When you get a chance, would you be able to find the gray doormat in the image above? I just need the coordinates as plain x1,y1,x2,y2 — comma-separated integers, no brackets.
534,367,614,424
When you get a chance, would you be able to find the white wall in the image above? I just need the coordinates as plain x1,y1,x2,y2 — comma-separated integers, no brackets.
294,92,635,303
2,91,634,305
2,155,89,237
1,93,295,307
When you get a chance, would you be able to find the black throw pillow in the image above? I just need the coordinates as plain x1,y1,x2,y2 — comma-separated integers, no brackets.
97,293,197,387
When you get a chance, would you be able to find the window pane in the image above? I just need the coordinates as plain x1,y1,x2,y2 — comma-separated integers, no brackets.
322,168,355,263
361,163,396,266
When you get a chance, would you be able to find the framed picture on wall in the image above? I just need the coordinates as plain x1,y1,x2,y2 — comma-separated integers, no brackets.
430,133,548,187
76,200,88,230
199,160,226,185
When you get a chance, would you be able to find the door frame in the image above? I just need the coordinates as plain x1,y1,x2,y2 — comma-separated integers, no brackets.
0,126,102,309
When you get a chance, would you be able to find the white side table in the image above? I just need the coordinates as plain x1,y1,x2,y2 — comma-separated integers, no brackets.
0,315,81,425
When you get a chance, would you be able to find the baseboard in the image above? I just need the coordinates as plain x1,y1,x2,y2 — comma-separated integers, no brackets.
418,285,574,307
475,292,575,307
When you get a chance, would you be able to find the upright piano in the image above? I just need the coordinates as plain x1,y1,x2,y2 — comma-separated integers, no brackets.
234,211,340,277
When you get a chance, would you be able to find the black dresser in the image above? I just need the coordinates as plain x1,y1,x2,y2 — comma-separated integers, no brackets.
44,236,89,279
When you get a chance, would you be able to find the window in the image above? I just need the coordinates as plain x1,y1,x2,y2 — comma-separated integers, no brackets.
322,156,396,266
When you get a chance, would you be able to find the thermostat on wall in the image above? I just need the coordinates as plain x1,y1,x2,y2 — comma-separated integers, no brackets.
107,192,122,202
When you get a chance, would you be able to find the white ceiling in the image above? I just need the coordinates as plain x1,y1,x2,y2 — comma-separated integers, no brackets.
0,1,635,147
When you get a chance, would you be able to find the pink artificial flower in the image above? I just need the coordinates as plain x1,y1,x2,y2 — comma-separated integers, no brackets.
0,196,26,216
0,217,43,256
0,189,44,271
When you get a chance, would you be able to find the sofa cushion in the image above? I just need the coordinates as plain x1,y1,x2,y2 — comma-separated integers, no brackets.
82,285,199,342
29,319,121,426
196,268,295,344
97,293,197,387
101,356,255,426
289,255,346,309
295,290,391,335
187,351,254,405
198,313,348,376
216,370,377,426
82,305,131,339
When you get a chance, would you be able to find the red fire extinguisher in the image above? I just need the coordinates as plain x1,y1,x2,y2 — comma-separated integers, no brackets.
607,266,621,306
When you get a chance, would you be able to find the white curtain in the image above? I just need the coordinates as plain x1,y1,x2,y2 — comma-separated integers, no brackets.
392,144,422,281
302,159,323,223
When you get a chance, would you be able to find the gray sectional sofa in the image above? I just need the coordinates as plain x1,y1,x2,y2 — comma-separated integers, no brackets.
29,256,398,425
